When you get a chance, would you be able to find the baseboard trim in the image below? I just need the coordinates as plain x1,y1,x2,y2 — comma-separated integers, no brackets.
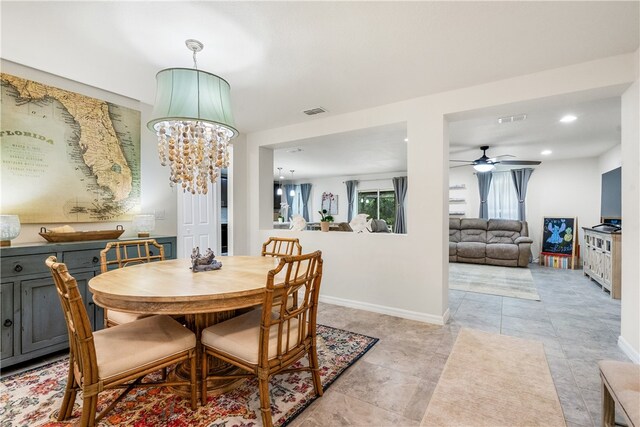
319,295,448,325
618,335,640,364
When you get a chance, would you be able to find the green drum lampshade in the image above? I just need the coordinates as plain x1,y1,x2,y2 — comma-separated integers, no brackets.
147,66,238,195
147,68,238,137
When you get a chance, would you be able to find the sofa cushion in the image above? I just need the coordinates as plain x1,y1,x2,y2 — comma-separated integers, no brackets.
461,229,486,243
449,228,461,243
457,242,485,258
449,218,461,230
486,243,519,260
449,242,458,256
488,219,522,232
487,230,520,244
461,219,488,230
370,219,390,233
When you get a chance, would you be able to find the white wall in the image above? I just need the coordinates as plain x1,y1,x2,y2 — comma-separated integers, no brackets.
599,144,622,173
229,134,248,255
620,79,640,363
527,158,601,258
239,53,638,326
2,60,178,244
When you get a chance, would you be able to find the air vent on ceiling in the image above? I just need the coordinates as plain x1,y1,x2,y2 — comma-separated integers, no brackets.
287,148,303,153
497,113,527,124
303,107,327,116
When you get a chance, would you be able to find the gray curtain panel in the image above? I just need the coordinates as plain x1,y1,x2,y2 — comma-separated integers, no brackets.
285,184,295,221
477,172,492,219
393,176,408,234
345,180,358,222
300,183,312,222
511,168,534,221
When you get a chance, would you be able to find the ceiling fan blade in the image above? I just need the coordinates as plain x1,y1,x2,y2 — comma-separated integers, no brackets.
490,154,516,161
449,159,474,162
498,160,542,165
449,164,472,169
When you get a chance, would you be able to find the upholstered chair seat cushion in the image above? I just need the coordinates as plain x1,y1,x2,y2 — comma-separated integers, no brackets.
106,310,150,325
201,308,301,365
599,360,640,426
486,243,519,259
94,315,196,381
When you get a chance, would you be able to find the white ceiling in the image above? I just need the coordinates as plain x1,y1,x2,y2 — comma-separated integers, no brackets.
448,89,624,167
272,122,407,180
2,2,637,180
1,1,638,135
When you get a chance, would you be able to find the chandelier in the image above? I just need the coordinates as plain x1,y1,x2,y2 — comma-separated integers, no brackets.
147,39,238,195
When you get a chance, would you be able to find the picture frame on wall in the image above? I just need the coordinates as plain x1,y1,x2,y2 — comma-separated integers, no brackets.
321,192,338,214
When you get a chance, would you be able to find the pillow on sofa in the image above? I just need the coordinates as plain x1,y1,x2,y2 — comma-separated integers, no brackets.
370,219,390,233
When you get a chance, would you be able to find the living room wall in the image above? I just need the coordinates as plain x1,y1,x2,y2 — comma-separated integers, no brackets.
2,60,178,244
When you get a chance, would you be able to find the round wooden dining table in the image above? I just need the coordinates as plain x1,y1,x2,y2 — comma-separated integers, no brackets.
88,256,282,397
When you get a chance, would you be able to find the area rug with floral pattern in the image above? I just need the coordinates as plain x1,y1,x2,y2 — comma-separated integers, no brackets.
1,325,377,427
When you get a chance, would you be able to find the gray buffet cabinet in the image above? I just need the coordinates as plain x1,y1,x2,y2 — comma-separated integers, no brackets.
0,236,177,369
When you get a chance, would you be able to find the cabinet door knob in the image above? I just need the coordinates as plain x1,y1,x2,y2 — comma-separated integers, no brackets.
92,257,99,263
3,319,12,327
14,264,23,272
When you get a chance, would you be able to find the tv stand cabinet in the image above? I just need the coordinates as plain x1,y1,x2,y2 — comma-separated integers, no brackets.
582,228,621,299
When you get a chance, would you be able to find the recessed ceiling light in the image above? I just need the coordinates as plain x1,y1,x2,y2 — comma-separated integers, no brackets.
541,150,552,155
559,115,577,123
404,138,408,142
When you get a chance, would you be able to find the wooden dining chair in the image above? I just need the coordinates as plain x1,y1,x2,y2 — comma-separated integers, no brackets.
200,251,323,427
46,256,197,427
261,236,303,257
100,239,165,327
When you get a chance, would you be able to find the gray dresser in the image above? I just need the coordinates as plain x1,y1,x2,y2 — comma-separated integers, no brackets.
0,236,177,369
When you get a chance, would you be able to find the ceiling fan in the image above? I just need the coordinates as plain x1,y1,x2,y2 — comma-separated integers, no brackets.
450,145,541,172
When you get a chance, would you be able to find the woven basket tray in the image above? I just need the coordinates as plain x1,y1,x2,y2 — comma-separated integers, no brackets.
39,225,124,242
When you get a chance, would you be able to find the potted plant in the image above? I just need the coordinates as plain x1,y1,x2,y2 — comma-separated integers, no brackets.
277,215,284,223
318,209,334,232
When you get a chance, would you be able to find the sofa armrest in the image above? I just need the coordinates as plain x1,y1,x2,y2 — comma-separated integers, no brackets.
515,237,533,244
515,237,532,267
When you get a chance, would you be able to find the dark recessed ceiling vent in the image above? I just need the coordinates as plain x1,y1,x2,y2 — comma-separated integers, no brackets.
303,107,327,116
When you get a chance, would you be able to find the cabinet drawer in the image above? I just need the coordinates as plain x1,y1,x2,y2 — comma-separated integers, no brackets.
1,253,55,277
62,249,103,270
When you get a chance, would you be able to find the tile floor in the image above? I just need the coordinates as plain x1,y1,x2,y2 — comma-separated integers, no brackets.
292,264,630,426
2,265,629,426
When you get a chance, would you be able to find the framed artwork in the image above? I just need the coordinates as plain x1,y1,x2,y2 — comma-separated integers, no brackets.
321,192,338,215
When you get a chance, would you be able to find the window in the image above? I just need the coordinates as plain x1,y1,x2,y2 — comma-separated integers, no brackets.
488,172,518,220
358,190,396,228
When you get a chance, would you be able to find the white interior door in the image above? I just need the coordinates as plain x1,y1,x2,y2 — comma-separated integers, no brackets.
177,183,221,259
